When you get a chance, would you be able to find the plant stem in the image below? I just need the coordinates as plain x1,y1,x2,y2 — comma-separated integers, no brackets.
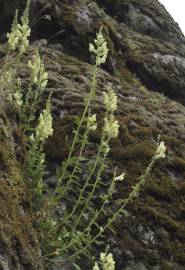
54,65,98,196
74,136,108,228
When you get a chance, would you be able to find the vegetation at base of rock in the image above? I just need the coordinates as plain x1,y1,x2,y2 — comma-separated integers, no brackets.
0,90,42,268
2,0,185,269
1,2,168,269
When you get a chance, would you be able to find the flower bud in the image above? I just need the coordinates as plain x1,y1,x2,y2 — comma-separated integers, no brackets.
36,100,53,142
87,114,97,131
104,116,119,139
100,252,115,270
103,86,117,113
155,141,166,160
114,172,125,181
93,262,100,270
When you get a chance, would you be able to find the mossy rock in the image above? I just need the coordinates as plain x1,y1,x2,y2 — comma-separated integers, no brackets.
32,44,185,269
0,89,42,269
1,0,185,269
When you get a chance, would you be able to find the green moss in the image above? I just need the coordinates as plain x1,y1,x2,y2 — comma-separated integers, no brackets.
20,8,185,263
0,138,40,266
111,141,154,162
160,261,176,270
0,89,41,266
45,117,72,161
94,111,185,264
170,156,185,172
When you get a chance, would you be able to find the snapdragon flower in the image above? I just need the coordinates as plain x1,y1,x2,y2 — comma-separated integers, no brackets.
7,1,31,53
87,114,97,131
28,51,48,91
17,0,30,54
102,140,110,154
104,116,119,139
13,91,23,107
114,172,125,181
89,27,109,66
92,252,115,270
17,22,31,54
36,101,53,142
155,141,166,160
100,252,115,270
7,10,20,51
93,262,100,270
103,86,117,113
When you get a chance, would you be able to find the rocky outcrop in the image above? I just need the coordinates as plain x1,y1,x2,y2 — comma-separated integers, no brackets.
1,0,185,102
43,43,185,270
0,0,185,269
45,0,185,104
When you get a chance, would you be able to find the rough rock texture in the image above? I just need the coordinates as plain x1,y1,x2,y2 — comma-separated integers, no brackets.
1,0,185,269
0,85,42,268
43,43,185,270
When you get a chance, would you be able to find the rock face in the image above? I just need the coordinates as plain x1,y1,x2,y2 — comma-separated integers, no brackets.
1,0,185,269
41,0,185,104
0,86,42,268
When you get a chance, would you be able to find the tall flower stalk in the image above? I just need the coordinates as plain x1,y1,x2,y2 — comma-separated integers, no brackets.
54,27,109,196
24,98,53,198
7,0,31,55
4,7,168,266
22,50,48,133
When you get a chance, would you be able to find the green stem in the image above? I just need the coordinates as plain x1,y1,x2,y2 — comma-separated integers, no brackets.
104,157,156,231
58,156,157,261
61,129,89,221
53,227,103,263
83,168,117,233
54,65,98,196
74,136,108,228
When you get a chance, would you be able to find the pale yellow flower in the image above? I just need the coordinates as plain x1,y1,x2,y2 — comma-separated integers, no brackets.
100,252,115,270
36,101,53,142
87,114,97,131
89,27,109,66
102,86,117,113
114,172,125,181
93,262,100,270
7,1,31,53
104,116,119,139
155,141,166,159
28,51,48,91
13,91,23,107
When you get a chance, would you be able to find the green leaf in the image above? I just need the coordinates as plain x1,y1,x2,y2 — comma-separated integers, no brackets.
108,225,117,235
73,263,82,270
